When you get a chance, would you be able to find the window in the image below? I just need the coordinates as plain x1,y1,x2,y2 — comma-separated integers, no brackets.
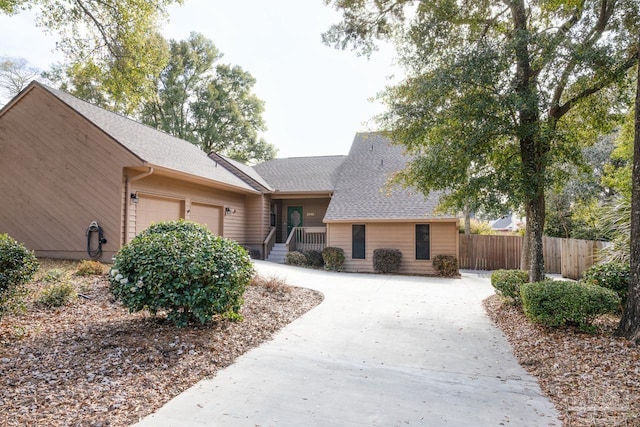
415,224,430,260
352,224,366,259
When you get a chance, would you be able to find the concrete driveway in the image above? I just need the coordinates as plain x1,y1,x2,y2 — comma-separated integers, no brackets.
135,261,559,426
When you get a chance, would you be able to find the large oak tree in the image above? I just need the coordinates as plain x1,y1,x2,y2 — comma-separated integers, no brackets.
324,0,639,282
2,0,182,114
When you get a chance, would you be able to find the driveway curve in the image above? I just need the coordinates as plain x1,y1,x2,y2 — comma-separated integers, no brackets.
135,261,559,426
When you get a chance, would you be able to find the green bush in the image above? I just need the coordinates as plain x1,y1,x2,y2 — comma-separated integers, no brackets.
285,251,307,266
75,260,106,276
432,254,459,277
372,248,402,273
491,269,529,305
581,262,629,303
109,220,254,327
41,268,65,283
322,247,345,271
521,280,620,331
303,250,324,268
38,282,77,307
0,234,38,320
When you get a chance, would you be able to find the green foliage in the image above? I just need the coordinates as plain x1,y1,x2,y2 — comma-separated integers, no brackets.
285,251,307,266
0,234,38,320
458,219,496,235
581,262,630,303
322,247,345,271
41,269,65,283
109,220,254,327
303,250,324,268
75,260,106,276
35,0,181,115
372,248,402,274
491,270,530,305
521,280,620,331
432,254,458,277
37,282,77,308
139,32,277,163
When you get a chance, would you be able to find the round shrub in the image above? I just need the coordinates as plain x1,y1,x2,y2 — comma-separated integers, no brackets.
491,269,529,305
303,250,324,268
285,251,307,266
581,262,629,303
38,282,77,307
322,247,345,271
520,280,620,331
109,220,254,327
75,260,106,276
373,248,402,273
0,234,38,320
432,254,459,277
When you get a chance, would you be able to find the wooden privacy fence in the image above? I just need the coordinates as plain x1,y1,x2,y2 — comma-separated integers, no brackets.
458,234,608,280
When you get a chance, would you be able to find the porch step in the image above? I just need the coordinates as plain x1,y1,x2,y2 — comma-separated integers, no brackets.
266,243,287,264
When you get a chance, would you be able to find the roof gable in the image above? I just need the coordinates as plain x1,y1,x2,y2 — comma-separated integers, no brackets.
31,82,258,193
324,132,447,221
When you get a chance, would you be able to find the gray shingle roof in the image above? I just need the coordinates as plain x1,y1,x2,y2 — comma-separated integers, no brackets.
39,83,258,193
252,155,346,192
324,132,446,221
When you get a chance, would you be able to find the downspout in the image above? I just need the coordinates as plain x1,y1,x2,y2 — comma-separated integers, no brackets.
123,167,155,245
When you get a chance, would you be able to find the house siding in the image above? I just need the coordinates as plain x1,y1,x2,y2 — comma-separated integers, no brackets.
0,87,142,260
127,173,248,243
326,221,459,274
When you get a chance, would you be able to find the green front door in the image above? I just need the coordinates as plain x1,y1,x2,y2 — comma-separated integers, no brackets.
287,206,303,237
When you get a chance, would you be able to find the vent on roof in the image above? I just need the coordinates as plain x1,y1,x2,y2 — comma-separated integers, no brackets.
371,144,374,151
380,159,384,166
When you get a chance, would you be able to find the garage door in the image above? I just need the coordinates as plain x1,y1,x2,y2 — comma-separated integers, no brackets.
135,195,183,235
190,202,222,235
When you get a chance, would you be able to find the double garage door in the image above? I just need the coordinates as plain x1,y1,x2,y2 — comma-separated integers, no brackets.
135,195,222,235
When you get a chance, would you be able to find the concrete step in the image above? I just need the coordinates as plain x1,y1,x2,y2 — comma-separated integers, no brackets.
266,244,287,263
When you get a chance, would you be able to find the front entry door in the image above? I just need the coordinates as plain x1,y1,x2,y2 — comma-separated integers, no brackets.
287,206,303,238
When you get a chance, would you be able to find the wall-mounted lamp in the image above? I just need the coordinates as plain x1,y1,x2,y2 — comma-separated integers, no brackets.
130,192,139,204
225,207,236,215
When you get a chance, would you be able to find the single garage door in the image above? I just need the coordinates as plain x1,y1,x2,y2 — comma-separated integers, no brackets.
135,195,183,235
190,202,222,235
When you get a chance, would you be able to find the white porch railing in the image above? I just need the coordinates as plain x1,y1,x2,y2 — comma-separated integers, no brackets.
285,227,327,253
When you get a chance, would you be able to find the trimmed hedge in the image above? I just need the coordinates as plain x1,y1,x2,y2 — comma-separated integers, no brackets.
285,251,307,266
581,262,629,304
491,269,529,305
303,250,324,268
0,234,38,320
521,280,620,331
109,220,254,327
373,248,402,273
432,254,459,277
322,247,345,271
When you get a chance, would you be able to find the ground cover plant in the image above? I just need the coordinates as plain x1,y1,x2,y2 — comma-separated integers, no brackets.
0,259,323,426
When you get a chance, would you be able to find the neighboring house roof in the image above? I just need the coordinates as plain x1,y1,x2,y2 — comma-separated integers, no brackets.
492,216,521,231
32,82,258,193
324,132,446,221
252,155,346,193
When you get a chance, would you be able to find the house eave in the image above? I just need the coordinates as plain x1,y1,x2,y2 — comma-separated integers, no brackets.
323,217,459,223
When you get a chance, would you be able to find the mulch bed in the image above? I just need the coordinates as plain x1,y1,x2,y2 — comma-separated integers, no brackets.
0,260,323,426
484,295,640,427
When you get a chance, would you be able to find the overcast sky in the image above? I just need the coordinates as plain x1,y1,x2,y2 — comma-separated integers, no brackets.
0,0,401,158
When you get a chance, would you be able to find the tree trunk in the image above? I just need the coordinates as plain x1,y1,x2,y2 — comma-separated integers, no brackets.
464,204,471,235
618,45,640,343
526,192,546,282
